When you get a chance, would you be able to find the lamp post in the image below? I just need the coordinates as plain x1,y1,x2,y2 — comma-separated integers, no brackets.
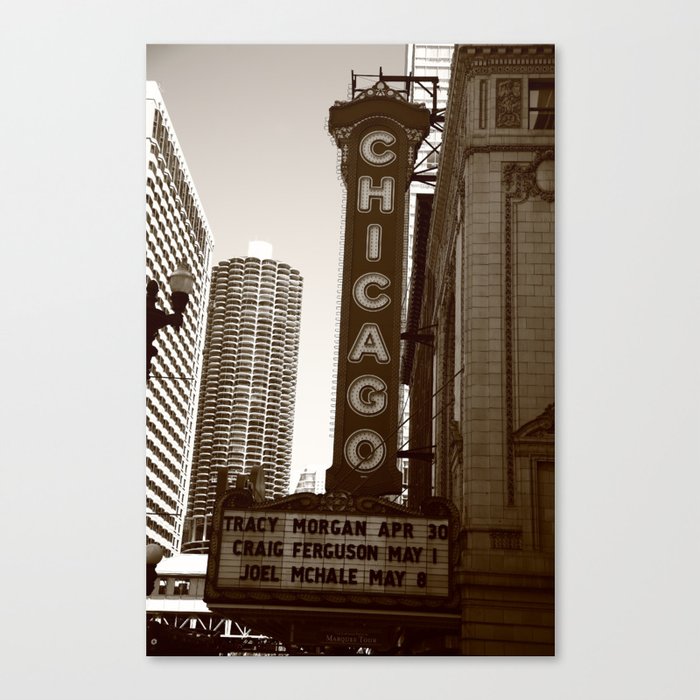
146,263,195,378
146,543,164,596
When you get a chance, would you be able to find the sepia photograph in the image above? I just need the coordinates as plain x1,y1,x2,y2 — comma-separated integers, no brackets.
145,44,554,655
4,0,700,696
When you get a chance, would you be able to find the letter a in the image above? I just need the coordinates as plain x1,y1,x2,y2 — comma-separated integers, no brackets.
348,323,390,364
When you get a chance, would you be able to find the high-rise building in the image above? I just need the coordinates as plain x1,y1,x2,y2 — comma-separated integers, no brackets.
293,469,316,494
292,467,325,494
181,243,303,553
146,81,214,556
405,44,453,240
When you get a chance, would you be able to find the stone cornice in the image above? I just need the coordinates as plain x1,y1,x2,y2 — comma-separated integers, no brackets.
456,44,555,78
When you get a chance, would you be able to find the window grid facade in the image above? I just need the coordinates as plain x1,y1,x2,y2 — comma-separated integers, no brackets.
182,255,303,553
405,44,454,296
146,81,214,556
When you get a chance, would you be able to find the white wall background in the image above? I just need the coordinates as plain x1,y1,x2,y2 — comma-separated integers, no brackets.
1,1,699,698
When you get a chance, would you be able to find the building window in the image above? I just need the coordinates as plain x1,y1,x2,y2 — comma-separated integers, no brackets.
173,579,190,595
157,579,167,595
529,79,554,129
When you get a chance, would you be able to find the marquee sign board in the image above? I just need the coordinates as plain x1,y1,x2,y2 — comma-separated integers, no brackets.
326,82,431,496
204,491,459,617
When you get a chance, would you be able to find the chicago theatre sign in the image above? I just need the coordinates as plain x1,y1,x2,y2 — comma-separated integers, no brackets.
326,81,431,496
204,82,458,644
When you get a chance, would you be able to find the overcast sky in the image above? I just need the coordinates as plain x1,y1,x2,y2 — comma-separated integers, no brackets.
147,45,407,487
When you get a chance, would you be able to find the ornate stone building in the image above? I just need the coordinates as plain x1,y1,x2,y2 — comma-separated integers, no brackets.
402,45,555,654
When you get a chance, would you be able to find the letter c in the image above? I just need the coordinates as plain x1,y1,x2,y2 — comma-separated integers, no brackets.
353,272,391,311
360,130,397,166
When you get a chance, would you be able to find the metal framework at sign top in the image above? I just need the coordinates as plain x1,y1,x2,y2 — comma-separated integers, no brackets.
351,69,445,186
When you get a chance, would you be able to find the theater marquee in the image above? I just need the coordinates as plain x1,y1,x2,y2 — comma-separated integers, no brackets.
326,82,431,496
205,491,458,616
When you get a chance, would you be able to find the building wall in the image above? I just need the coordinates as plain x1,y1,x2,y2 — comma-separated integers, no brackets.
182,254,303,553
146,81,214,555
405,44,453,284
405,45,555,655
399,45,454,503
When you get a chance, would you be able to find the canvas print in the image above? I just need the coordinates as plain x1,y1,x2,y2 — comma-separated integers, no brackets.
145,44,555,656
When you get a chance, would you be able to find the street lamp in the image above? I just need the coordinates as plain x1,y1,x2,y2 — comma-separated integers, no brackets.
146,263,195,378
146,543,164,596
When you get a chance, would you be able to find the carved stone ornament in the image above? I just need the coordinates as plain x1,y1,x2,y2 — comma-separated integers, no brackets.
456,45,554,80
513,403,555,442
501,150,555,505
503,150,555,203
496,79,522,128
489,529,523,550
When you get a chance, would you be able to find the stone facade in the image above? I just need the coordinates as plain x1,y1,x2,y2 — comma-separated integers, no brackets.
403,45,555,654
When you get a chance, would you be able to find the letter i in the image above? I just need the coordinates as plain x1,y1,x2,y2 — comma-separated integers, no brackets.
366,224,381,261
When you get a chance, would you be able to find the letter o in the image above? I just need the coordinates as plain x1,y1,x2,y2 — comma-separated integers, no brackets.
344,429,385,472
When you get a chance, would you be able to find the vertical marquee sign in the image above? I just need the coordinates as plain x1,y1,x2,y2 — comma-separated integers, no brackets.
326,82,431,496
